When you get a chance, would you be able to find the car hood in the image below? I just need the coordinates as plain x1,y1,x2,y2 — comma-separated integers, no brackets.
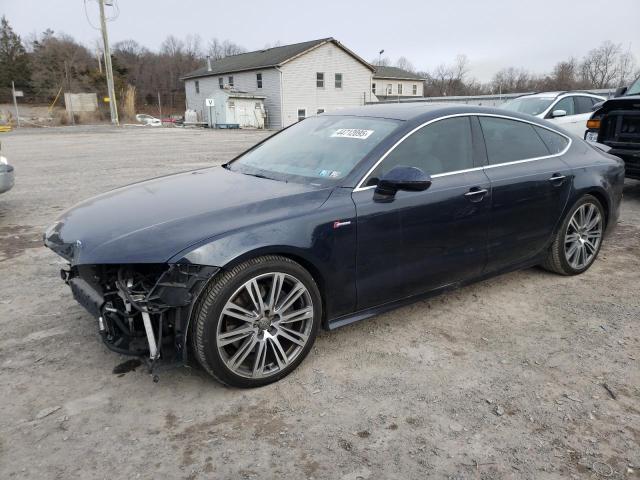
598,94,640,113
44,166,333,265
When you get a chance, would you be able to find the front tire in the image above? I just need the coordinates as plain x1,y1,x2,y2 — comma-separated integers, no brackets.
542,195,605,275
190,255,321,388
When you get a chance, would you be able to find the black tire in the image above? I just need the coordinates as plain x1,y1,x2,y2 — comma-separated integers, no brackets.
189,255,322,388
542,194,605,275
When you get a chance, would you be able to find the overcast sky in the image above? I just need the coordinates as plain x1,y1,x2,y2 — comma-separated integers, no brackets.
3,0,639,82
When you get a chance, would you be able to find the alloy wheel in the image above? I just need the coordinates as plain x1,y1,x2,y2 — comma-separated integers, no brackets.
216,272,314,379
564,203,603,270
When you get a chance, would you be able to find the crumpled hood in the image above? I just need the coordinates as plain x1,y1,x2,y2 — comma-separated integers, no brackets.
44,166,332,265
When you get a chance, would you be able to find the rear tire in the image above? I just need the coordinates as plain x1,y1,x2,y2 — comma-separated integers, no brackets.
542,195,605,275
190,255,321,388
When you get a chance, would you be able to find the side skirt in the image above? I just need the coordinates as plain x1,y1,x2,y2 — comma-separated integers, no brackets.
326,255,546,330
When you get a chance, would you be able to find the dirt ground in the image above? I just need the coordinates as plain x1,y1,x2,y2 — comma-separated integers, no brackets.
0,125,638,480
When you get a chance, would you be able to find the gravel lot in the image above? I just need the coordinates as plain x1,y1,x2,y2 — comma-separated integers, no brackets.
0,126,638,479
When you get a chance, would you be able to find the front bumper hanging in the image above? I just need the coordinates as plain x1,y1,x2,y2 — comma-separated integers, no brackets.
64,263,219,375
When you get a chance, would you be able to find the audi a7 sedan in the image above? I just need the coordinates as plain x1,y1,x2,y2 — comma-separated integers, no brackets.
44,104,624,387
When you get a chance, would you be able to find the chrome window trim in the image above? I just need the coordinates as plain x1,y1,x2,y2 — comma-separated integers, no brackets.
353,112,572,192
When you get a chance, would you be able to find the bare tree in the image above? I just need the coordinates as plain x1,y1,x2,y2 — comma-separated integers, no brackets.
453,54,469,82
545,58,580,90
491,67,536,93
617,48,637,87
395,56,415,73
424,54,470,96
263,40,282,49
184,34,202,61
371,56,391,67
207,38,245,60
580,41,621,88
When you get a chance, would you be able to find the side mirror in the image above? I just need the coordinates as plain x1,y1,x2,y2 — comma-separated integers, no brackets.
614,86,627,97
374,166,431,202
551,109,567,118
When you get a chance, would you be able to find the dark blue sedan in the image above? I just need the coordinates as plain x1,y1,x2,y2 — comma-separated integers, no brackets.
44,104,625,387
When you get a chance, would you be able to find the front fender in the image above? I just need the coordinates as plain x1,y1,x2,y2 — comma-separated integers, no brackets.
172,187,358,321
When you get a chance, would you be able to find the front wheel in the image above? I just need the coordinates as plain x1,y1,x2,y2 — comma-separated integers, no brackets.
542,194,605,275
190,255,321,388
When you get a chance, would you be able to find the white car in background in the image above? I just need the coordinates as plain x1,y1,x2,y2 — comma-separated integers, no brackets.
499,92,606,137
0,149,14,195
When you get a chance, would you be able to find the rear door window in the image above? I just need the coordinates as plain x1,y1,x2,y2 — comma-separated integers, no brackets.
479,117,550,164
575,96,596,114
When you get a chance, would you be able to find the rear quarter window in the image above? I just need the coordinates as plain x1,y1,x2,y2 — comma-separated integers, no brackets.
534,126,569,155
479,117,550,164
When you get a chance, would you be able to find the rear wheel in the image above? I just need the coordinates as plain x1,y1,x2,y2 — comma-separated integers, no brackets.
542,195,605,275
190,255,321,388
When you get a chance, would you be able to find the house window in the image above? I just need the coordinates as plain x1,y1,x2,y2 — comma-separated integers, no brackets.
335,73,342,88
398,84,403,95
372,83,376,94
195,80,200,94
317,108,325,115
228,76,234,87
219,77,224,89
297,108,306,121
256,73,263,89
412,84,417,95
386,84,392,95
316,72,324,88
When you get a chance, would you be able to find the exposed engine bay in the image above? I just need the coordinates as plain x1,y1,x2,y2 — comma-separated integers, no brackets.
63,263,218,378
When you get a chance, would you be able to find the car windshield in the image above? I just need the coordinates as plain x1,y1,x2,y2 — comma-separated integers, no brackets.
500,97,554,116
228,115,401,185
625,77,640,96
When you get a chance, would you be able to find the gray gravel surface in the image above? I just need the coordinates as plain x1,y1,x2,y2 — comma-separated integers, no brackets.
0,126,638,479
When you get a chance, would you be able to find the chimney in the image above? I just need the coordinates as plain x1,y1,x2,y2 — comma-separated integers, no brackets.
206,56,212,72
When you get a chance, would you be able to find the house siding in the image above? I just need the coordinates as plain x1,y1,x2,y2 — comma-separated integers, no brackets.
280,42,373,127
373,77,424,98
185,69,282,128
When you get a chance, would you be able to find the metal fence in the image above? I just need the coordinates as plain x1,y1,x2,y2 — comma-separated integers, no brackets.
369,89,617,107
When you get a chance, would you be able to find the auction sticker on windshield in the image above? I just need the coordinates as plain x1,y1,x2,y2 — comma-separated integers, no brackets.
331,128,374,140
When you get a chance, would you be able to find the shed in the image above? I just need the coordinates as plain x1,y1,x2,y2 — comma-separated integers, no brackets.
207,89,266,129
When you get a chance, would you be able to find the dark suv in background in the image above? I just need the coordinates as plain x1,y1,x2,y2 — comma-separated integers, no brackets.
585,76,640,180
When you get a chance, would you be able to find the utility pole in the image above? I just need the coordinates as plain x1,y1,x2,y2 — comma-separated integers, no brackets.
157,91,162,120
96,48,103,74
64,60,75,125
11,81,20,128
99,0,119,125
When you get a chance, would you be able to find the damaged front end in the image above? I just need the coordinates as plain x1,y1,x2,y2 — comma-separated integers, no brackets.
62,263,218,376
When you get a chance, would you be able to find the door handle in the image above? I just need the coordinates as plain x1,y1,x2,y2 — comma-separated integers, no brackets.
548,174,567,185
464,187,488,202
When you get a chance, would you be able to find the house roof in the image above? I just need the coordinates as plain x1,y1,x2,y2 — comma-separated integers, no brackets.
182,38,374,80
373,66,423,81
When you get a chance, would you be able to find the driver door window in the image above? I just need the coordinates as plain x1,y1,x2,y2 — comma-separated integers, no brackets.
549,97,575,117
366,116,473,186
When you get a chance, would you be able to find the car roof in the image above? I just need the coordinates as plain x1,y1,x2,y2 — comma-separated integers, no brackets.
515,91,605,100
321,102,548,123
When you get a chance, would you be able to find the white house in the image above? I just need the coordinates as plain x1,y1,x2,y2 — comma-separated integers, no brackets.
182,38,375,129
372,66,424,100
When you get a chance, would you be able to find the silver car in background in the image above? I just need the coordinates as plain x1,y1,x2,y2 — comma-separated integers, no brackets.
0,142,14,194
